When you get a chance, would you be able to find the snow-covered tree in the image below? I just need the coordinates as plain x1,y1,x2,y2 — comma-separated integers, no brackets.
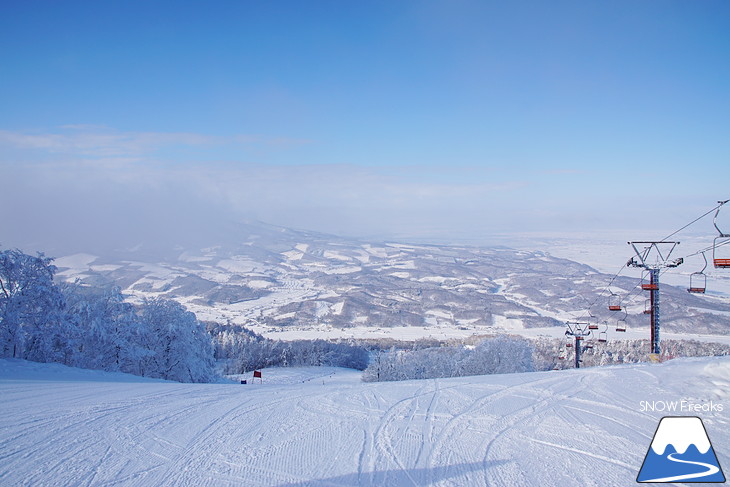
138,298,216,383
0,249,66,361
1,248,219,382
61,284,151,373
362,336,535,382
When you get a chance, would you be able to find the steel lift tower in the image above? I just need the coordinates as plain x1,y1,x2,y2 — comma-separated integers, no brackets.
565,322,592,368
627,242,683,354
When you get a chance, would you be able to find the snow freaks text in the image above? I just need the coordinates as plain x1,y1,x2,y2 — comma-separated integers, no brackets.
639,400,724,413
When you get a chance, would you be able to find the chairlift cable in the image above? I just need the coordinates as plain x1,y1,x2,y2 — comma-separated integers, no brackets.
678,238,730,261
659,200,728,243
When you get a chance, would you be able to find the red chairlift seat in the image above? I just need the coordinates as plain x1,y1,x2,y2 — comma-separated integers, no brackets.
608,305,622,311
688,254,708,293
640,270,657,290
588,324,599,330
616,324,627,332
597,325,608,343
712,203,730,266
584,344,594,350
566,342,573,348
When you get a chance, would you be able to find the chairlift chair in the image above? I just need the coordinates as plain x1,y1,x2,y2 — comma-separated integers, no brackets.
615,311,627,332
688,275,707,293
608,291,622,311
588,324,599,330
713,237,730,268
596,322,609,342
643,299,652,315
712,201,730,268
640,270,657,290
688,252,708,293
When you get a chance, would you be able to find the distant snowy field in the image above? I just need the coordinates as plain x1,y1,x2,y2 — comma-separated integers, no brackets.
2,358,728,486
52,232,730,345
508,233,730,298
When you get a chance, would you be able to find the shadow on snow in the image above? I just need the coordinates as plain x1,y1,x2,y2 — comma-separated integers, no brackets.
275,459,512,486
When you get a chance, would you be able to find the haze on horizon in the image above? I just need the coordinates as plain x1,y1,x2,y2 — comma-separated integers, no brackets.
2,1,729,255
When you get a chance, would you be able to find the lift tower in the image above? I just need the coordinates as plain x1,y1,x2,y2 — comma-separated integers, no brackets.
565,322,592,368
627,242,683,355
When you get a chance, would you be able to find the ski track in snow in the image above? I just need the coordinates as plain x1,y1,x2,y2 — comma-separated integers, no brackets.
1,357,728,486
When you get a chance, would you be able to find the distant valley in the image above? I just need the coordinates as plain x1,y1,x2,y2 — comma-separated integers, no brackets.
53,222,730,340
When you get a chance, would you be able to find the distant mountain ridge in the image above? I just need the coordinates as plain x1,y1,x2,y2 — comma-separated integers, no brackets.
52,221,730,338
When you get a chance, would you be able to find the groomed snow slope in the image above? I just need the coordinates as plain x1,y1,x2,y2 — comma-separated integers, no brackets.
1,358,728,487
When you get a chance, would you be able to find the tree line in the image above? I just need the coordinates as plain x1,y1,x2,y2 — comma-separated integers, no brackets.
361,335,535,382
209,323,370,373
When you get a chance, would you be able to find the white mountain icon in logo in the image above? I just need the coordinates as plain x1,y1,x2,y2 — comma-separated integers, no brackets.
637,416,725,483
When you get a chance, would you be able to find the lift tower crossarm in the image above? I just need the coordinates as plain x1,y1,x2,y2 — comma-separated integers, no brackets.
627,241,683,269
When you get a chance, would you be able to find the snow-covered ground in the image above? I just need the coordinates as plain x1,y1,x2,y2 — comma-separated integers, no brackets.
51,224,730,346
1,357,728,486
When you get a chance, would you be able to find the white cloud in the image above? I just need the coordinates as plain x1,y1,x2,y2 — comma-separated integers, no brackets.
2,125,706,253
0,128,216,157
0,127,311,160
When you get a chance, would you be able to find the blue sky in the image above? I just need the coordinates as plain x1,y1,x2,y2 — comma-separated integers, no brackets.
1,1,729,250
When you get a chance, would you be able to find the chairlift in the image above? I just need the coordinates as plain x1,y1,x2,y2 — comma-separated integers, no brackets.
714,239,730,268
640,270,657,290
615,310,628,332
687,252,708,294
643,299,652,315
596,322,609,342
584,344,594,350
566,341,573,348
588,324,599,330
713,201,730,268
608,291,622,311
